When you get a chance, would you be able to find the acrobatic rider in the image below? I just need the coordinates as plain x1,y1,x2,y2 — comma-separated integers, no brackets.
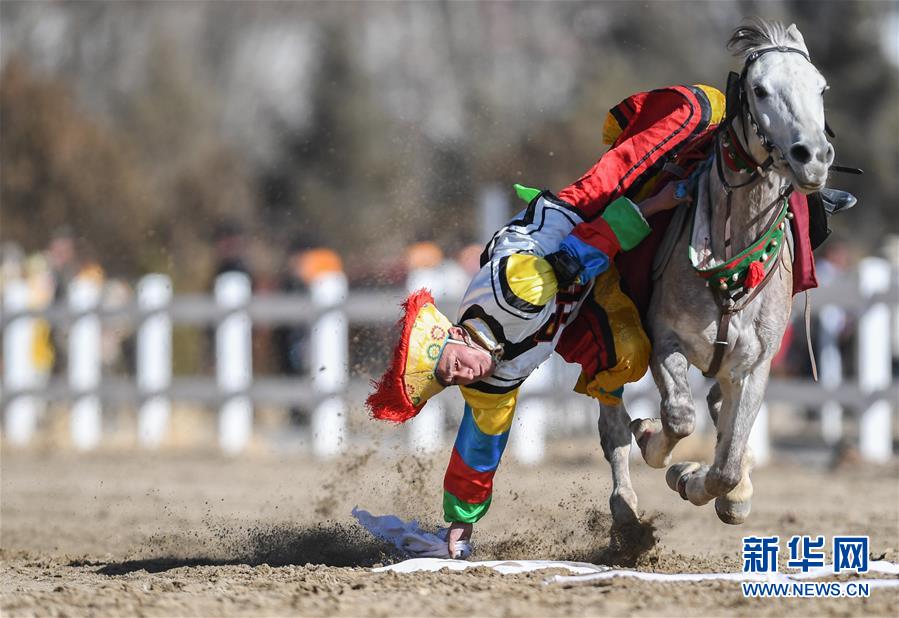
366,108,695,556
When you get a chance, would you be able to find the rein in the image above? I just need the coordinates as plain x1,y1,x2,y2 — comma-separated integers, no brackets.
700,44,811,377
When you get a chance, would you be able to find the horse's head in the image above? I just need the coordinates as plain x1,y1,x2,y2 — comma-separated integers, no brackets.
728,19,834,193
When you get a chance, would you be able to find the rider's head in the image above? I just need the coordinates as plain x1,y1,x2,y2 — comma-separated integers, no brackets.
434,326,496,387
366,290,494,423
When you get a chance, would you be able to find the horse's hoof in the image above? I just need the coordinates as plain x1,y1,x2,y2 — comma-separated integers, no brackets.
666,462,702,499
715,496,751,525
629,418,669,468
609,488,640,525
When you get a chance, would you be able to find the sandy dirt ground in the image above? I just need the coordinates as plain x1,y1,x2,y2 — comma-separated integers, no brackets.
2,440,897,617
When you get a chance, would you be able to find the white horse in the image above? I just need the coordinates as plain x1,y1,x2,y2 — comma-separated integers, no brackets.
599,18,834,526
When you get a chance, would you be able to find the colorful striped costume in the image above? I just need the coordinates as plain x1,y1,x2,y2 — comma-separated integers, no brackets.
443,191,651,522
443,84,728,524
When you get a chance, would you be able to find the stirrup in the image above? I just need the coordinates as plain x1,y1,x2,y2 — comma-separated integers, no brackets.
820,188,857,215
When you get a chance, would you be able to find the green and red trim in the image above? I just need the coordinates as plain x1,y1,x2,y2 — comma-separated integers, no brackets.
690,198,790,293
720,124,758,174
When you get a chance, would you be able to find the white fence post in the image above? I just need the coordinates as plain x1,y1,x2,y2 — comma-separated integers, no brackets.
215,272,253,455
857,258,893,463
514,357,552,465
137,274,172,448
818,305,845,445
69,278,102,450
3,280,41,445
310,271,348,458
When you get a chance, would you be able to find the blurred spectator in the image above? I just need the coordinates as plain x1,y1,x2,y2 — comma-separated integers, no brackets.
47,226,78,303
773,239,856,379
206,221,254,371
816,240,852,287
44,227,78,374
24,252,55,380
272,243,344,427
405,241,468,303
456,243,483,278
0,241,25,287
101,278,135,375
297,247,343,286
211,221,253,284
272,238,313,425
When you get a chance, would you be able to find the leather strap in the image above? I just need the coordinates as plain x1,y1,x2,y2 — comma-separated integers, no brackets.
804,291,818,382
704,242,783,377
706,311,733,378
724,191,733,260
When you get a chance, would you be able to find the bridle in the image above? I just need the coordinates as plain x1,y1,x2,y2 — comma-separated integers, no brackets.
703,45,814,378
703,44,859,379
717,45,815,193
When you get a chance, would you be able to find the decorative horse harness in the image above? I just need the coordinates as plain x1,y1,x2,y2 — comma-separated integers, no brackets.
699,45,812,378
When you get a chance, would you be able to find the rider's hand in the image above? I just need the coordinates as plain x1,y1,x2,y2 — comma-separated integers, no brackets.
544,248,582,289
639,180,693,217
447,522,473,558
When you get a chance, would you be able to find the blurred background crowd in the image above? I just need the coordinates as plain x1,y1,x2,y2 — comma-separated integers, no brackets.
1,1,897,450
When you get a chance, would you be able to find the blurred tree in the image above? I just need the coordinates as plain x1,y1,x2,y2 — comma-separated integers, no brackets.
0,58,153,275
2,0,895,289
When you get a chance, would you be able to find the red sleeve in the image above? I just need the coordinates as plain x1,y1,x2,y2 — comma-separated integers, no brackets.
559,86,708,252
570,218,622,258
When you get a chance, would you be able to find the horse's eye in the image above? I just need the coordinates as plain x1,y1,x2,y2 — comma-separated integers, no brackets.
753,85,768,99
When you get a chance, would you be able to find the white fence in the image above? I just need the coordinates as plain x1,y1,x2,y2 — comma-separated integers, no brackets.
1,258,897,463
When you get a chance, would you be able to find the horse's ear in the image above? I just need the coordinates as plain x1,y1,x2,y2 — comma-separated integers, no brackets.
785,23,809,54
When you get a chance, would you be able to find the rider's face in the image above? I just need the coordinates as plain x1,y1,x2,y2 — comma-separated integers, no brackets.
435,326,496,387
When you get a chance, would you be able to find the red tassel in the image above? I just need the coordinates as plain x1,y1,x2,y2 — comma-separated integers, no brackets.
744,261,765,289
365,289,434,423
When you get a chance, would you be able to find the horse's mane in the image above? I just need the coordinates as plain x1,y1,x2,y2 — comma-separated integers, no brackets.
726,17,809,58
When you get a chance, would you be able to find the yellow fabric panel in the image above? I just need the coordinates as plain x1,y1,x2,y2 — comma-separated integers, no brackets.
460,385,519,436
575,266,651,404
693,84,727,125
602,111,623,146
504,253,558,308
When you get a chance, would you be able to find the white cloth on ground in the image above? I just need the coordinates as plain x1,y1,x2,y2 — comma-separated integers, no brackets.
352,508,472,560
373,556,899,589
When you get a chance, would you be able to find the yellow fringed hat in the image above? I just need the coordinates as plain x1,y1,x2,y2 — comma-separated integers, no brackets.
366,289,453,422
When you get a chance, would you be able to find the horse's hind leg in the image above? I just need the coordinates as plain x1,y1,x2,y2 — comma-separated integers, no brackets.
631,333,696,468
598,402,639,524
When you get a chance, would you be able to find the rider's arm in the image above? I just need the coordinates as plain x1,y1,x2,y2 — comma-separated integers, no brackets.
547,196,650,286
443,386,520,524
557,87,704,256
549,183,690,286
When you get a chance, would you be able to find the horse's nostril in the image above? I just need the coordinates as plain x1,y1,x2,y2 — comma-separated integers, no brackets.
790,144,812,164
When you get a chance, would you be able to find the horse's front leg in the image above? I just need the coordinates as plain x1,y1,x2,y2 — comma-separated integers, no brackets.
598,402,639,525
631,331,695,468
676,365,768,523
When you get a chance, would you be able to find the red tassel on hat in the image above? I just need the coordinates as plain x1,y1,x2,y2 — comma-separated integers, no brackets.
366,289,434,423
744,261,765,289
